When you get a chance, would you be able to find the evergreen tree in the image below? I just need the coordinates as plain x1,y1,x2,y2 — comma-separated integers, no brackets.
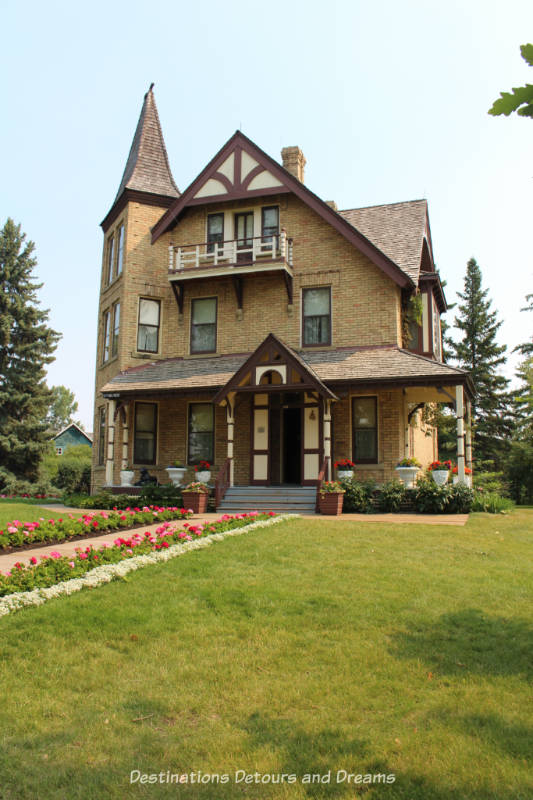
448,258,512,469
511,294,533,441
0,219,61,485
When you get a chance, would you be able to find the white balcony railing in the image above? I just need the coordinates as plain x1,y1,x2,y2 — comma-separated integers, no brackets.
169,231,292,273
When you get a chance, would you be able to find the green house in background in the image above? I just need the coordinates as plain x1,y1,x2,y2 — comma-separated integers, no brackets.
52,423,93,455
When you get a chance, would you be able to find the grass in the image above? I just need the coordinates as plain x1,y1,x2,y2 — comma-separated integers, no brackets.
0,510,532,799
0,503,64,529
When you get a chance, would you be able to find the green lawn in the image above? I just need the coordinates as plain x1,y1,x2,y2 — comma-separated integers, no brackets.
0,502,64,529
0,511,531,799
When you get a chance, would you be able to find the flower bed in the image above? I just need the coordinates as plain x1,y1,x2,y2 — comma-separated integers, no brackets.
0,506,192,552
0,513,291,614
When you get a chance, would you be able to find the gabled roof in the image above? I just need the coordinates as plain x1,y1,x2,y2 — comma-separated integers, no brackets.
101,85,179,230
213,333,337,404
151,131,414,290
340,200,430,284
51,422,93,443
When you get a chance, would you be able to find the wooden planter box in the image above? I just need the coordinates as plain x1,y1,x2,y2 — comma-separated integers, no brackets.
182,492,208,514
319,492,344,515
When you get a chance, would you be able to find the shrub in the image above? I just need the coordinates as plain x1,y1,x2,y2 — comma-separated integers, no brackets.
473,471,509,496
506,440,533,505
378,480,406,512
413,478,473,514
55,459,91,493
62,492,136,510
340,478,375,513
471,491,514,513
139,484,184,507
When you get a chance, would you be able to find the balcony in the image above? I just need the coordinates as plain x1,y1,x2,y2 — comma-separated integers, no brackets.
168,231,293,280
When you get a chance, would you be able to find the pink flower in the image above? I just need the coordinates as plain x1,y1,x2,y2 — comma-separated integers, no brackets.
50,551,62,559
69,562,75,568
79,553,87,560
30,556,38,565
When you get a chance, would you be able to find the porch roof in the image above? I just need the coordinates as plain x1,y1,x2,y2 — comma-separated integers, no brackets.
101,344,472,398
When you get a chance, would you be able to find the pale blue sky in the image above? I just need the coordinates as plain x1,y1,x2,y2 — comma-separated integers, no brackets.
1,0,532,428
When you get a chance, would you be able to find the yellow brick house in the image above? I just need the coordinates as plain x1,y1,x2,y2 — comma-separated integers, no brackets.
92,85,473,510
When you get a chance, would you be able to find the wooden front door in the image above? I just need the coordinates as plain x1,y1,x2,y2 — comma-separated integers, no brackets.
251,393,269,484
235,212,254,261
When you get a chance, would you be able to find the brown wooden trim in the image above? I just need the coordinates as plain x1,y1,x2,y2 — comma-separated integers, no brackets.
150,131,414,289
182,186,291,207
242,165,267,190
232,276,244,309
171,281,184,314
211,171,234,192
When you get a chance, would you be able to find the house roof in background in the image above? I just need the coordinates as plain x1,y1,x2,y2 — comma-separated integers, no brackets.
51,422,93,443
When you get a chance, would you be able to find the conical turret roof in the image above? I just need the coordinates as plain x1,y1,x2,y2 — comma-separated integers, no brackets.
113,84,179,204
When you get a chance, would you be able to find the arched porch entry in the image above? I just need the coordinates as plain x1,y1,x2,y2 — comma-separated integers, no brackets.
213,333,337,487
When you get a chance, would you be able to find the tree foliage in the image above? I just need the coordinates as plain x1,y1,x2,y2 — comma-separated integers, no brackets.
447,258,511,469
0,219,61,485
46,384,81,432
488,44,533,118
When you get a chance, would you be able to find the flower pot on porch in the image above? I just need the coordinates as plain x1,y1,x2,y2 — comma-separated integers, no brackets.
182,491,208,514
166,467,187,486
453,474,472,488
432,470,449,486
337,470,354,481
120,470,135,487
319,492,344,515
195,470,211,484
395,466,419,489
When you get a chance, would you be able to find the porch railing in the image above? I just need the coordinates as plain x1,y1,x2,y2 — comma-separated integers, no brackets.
315,456,330,512
215,458,232,508
169,231,293,272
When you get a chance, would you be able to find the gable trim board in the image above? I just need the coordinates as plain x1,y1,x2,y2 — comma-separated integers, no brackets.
151,131,414,290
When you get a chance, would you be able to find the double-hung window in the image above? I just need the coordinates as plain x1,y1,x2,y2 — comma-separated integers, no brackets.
188,404,214,465
352,397,378,463
207,213,224,254
116,224,124,276
134,402,157,464
106,235,115,284
191,297,217,354
102,310,111,362
111,302,120,358
261,206,279,244
98,407,106,465
302,287,331,346
137,298,160,353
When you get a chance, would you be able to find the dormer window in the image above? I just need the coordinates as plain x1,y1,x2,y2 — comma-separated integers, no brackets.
262,206,279,243
207,213,224,253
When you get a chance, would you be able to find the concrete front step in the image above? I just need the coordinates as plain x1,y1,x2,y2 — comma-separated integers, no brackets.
218,485,316,513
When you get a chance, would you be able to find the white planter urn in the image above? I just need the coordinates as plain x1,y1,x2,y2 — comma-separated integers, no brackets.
337,470,354,480
195,470,211,483
120,470,135,487
395,466,419,489
432,470,449,486
166,467,187,487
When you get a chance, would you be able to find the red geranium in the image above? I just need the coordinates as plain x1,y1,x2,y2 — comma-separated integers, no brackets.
334,458,355,469
194,460,211,472
428,460,452,471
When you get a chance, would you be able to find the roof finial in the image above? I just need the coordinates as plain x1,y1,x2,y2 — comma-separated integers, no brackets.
145,82,154,98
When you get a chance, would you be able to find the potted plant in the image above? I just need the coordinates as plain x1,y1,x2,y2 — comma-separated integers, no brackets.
428,460,452,486
181,481,210,514
395,457,421,489
318,480,345,515
194,460,211,483
334,458,355,480
452,465,473,487
120,464,135,487
166,460,187,486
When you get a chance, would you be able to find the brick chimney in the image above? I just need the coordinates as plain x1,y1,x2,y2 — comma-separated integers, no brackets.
281,146,306,183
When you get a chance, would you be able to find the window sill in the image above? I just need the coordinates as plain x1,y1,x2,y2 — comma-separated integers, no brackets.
99,354,119,369
101,273,123,293
131,351,163,360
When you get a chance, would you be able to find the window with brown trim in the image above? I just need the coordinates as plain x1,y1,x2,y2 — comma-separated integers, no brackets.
98,406,106,465
111,302,120,358
134,402,157,464
137,298,160,353
188,403,214,465
106,235,115,284
261,206,279,243
116,224,124,276
102,310,111,363
352,397,378,464
207,213,224,253
302,287,331,346
190,297,217,354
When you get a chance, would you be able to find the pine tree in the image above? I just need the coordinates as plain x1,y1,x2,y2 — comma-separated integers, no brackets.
0,219,61,485
512,294,533,440
448,258,512,469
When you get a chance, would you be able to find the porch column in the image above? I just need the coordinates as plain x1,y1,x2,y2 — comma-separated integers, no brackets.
121,404,129,471
324,399,332,480
226,394,235,486
465,398,473,471
456,385,465,483
105,399,116,486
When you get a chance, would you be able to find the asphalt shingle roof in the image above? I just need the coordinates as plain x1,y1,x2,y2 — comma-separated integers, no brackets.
339,200,428,283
